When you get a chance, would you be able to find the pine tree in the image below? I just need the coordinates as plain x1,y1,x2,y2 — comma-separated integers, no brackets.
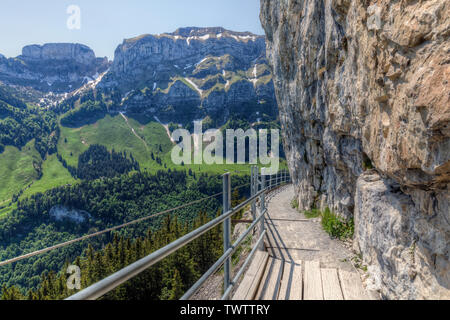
168,269,184,300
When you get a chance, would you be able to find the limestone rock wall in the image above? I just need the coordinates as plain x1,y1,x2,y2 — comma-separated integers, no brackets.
0,43,109,93
260,0,449,299
100,27,278,126
355,171,449,299
106,27,267,92
22,43,96,64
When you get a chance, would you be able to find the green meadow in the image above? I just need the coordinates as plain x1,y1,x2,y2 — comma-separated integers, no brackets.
21,154,76,199
0,140,41,203
0,112,286,217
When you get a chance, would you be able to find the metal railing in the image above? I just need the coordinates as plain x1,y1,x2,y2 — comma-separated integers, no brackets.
66,166,291,300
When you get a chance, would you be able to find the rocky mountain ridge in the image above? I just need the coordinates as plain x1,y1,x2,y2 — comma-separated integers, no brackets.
0,43,110,95
0,27,278,126
96,27,277,125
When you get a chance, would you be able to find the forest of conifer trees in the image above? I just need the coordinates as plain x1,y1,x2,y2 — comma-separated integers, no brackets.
0,170,249,300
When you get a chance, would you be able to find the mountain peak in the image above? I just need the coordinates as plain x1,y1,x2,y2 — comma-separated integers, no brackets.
123,27,263,46
171,27,227,37
21,43,97,63
0,43,110,94
167,26,261,38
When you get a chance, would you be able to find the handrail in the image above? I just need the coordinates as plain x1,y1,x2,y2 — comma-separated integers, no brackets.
66,188,267,300
0,182,254,269
221,230,266,300
66,167,291,300
180,208,267,300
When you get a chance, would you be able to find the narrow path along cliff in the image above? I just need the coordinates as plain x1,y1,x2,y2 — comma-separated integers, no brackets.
265,185,354,270
260,0,449,299
193,184,377,300
249,184,377,300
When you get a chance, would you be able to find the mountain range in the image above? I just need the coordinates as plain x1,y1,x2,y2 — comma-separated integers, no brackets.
0,27,282,293
0,27,280,215
0,27,277,125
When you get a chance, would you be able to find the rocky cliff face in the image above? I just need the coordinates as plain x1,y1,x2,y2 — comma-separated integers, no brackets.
98,27,277,125
261,0,449,299
0,43,109,94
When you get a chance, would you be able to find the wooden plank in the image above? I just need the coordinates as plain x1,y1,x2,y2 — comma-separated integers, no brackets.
304,261,323,300
338,269,370,300
279,261,302,300
232,252,264,300
321,268,344,300
255,257,273,299
278,262,292,300
289,262,303,300
232,251,268,300
245,252,269,300
259,259,283,300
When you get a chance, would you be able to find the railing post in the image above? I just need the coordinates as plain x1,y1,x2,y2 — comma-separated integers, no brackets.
259,172,266,250
269,173,272,190
223,173,231,292
251,166,256,221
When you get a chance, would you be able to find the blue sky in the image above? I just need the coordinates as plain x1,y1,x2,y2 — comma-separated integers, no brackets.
0,0,264,60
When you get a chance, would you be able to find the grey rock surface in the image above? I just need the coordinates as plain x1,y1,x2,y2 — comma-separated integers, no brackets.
99,27,278,125
260,0,449,299
0,43,109,93
354,171,449,299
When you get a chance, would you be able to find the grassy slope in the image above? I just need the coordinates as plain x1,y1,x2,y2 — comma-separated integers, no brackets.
0,113,286,217
59,114,161,170
0,140,41,202
0,144,75,218
21,154,76,199
58,113,260,175
0,203,16,218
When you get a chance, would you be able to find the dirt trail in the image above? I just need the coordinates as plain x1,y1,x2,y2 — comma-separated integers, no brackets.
265,184,355,271
153,116,175,143
119,112,149,150
189,184,377,300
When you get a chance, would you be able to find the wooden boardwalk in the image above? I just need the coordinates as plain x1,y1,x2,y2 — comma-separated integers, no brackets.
233,185,372,300
233,252,370,300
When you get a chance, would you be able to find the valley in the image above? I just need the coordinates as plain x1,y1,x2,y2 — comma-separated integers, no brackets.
0,27,282,218
0,27,283,297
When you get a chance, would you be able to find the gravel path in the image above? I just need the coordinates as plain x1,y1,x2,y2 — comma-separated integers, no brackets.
264,184,355,272
191,184,372,300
